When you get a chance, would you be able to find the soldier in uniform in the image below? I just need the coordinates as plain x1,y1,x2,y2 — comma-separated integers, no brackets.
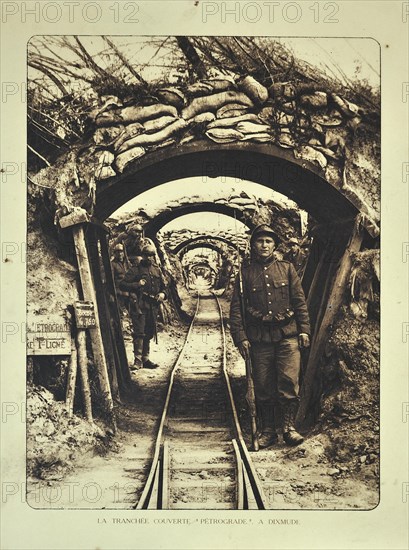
120,243,166,370
283,237,308,278
113,222,153,266
230,225,311,448
110,244,129,313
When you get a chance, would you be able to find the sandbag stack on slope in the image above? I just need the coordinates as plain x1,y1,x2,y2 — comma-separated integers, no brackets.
32,68,378,237
84,72,367,183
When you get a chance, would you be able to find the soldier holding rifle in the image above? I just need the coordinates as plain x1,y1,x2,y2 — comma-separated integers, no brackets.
120,243,166,370
230,225,311,448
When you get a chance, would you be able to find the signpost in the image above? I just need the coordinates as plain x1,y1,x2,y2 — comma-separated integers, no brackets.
74,300,96,329
27,316,71,356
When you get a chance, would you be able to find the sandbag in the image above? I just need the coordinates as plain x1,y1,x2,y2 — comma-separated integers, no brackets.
238,75,268,105
96,165,116,180
311,111,343,127
216,103,249,119
236,121,270,134
94,150,115,180
294,146,327,169
96,103,178,126
240,133,272,143
205,128,244,143
186,82,214,97
93,125,125,145
207,113,261,129
90,95,123,122
189,112,216,124
258,106,275,121
117,119,188,153
143,115,178,134
331,94,360,117
181,91,253,120
300,92,328,109
203,75,235,92
157,87,186,108
276,132,296,148
115,146,146,173
113,122,144,151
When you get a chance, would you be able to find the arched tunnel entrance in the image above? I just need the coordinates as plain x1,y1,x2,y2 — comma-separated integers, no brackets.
179,240,233,291
65,143,374,425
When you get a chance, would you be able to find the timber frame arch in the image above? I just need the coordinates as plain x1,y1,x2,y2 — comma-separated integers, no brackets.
144,201,250,240
93,140,359,223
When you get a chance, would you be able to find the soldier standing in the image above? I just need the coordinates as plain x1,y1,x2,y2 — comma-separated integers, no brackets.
120,243,166,370
283,237,308,278
110,243,129,313
113,222,153,266
230,225,311,448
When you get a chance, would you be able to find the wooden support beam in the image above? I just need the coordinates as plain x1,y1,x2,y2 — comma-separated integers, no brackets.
72,224,116,430
77,330,93,422
297,215,364,426
65,338,78,417
86,227,120,401
98,232,132,386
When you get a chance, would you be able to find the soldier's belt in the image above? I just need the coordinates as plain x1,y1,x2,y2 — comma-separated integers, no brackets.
246,306,295,326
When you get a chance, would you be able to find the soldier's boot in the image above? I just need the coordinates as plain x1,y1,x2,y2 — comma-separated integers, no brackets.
142,339,158,369
258,401,278,449
131,337,144,371
282,401,304,446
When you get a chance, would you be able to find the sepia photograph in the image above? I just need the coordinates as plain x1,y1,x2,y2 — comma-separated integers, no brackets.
25,35,382,512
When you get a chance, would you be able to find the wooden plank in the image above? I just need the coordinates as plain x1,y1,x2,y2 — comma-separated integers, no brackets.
76,330,93,422
297,215,364,425
98,231,131,386
86,227,120,401
65,337,78,417
232,439,244,510
72,225,115,428
173,464,235,471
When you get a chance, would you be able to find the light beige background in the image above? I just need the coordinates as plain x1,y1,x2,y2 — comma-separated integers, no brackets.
1,1,408,549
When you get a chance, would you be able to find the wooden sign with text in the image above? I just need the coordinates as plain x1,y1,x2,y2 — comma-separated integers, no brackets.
74,300,96,329
27,316,71,356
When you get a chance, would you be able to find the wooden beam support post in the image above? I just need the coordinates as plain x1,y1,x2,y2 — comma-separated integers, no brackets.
77,330,93,422
65,337,78,417
72,224,116,430
98,231,132,386
297,215,364,426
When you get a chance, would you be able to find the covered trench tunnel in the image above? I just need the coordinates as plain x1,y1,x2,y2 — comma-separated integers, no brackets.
71,140,374,426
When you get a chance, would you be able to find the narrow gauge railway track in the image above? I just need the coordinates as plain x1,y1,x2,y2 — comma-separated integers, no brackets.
135,292,267,510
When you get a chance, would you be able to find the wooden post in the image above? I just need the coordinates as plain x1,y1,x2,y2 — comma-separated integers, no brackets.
65,337,78,417
76,330,93,422
297,215,364,426
98,232,132,386
86,228,120,401
72,225,115,429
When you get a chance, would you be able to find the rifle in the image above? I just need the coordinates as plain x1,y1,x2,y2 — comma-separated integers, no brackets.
142,291,159,344
237,259,260,452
